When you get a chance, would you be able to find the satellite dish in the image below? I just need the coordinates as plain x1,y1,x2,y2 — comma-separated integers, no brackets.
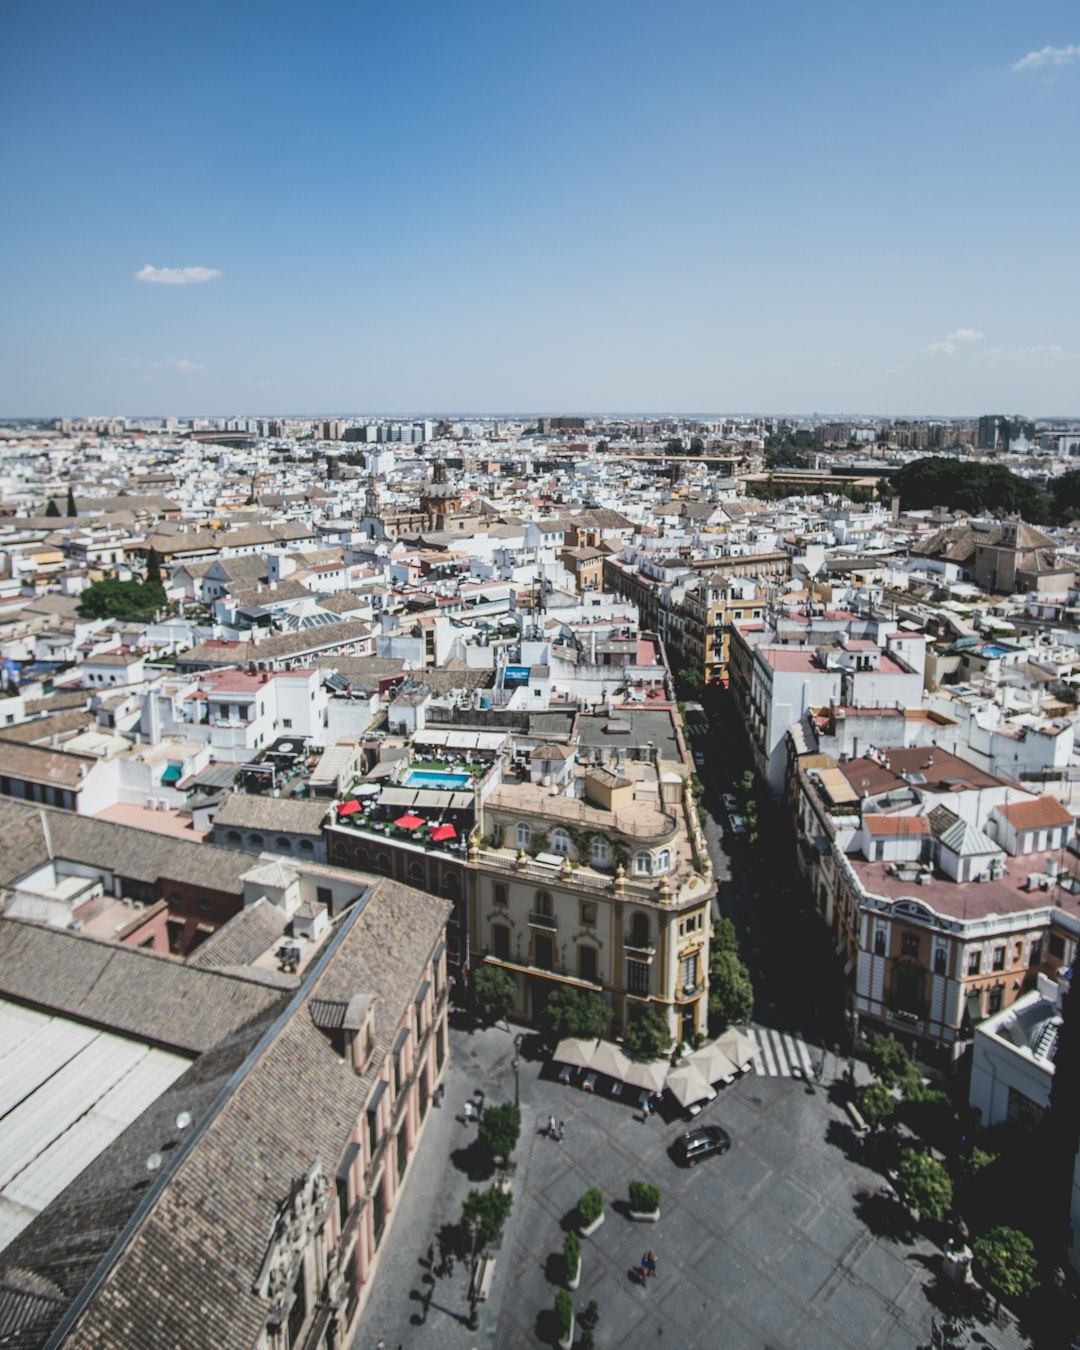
146,1152,163,1172
176,1111,193,1131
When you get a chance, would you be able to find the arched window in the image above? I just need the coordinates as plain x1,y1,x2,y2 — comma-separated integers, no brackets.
551,828,570,856
274,837,291,852
656,848,671,873
590,836,609,867
516,822,531,849
442,872,461,901
226,830,241,844
534,889,553,917
409,861,425,888
376,852,392,876
630,912,650,947
634,850,652,876
250,833,264,847
299,839,313,853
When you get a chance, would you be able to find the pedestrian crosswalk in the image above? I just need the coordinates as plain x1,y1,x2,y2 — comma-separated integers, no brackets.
747,1024,819,1079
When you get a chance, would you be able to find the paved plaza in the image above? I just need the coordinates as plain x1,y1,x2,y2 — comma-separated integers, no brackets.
355,1021,1033,1350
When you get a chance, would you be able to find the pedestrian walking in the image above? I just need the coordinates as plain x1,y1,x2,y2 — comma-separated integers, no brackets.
463,1101,474,1125
548,1113,557,1138
640,1252,650,1285
447,1253,456,1279
647,1250,657,1280
427,1242,436,1275
557,1120,566,1143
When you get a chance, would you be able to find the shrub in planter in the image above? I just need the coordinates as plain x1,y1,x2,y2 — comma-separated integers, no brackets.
629,1180,661,1216
578,1188,604,1233
563,1232,581,1289
582,1299,599,1329
555,1288,574,1348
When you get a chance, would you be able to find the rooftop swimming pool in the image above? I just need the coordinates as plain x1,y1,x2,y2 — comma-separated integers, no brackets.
404,770,470,789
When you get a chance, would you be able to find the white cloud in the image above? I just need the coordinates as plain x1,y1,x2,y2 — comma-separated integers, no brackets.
945,328,983,343
920,340,957,357
973,344,1078,366
135,264,222,285
116,355,206,376
1012,43,1080,71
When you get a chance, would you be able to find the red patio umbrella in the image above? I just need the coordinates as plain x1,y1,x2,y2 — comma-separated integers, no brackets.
337,800,362,815
430,823,457,842
394,813,425,830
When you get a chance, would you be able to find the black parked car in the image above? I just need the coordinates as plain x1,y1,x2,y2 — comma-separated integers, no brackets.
672,1125,732,1166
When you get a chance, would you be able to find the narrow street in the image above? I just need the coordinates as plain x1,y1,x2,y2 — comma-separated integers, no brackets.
685,693,849,1055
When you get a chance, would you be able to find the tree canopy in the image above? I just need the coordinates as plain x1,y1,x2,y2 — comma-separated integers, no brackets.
972,1225,1038,1312
763,432,811,471
1051,468,1080,524
469,966,516,1026
897,1148,953,1222
623,1006,670,1059
477,1102,521,1163
460,1184,513,1249
889,456,1050,522
541,986,611,1042
78,577,166,621
868,1034,921,1093
708,949,754,1027
857,1081,896,1132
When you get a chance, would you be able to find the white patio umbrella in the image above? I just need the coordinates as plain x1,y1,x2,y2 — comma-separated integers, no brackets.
552,1038,598,1071
354,783,381,797
621,1058,669,1093
666,1063,716,1108
588,1041,633,1082
714,1027,761,1069
688,1041,740,1084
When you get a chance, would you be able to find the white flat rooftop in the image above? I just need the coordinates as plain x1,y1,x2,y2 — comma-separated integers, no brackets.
0,998,190,1253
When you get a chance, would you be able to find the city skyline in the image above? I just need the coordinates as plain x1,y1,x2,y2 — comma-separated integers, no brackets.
2,0,1078,414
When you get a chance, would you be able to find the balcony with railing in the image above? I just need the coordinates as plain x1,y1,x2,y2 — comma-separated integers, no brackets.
528,910,558,931
624,930,656,955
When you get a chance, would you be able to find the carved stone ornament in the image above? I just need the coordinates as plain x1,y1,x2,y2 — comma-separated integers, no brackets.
254,1160,331,1321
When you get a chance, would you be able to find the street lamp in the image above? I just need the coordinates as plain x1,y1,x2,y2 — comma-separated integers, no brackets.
511,1032,523,1108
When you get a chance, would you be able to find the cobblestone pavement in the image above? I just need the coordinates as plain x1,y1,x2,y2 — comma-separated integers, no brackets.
355,1021,1033,1350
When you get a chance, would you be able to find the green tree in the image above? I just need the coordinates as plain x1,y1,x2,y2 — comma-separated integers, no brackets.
460,1184,513,1249
897,1148,953,1222
65,486,77,516
1052,468,1080,523
889,456,1050,522
972,1225,1038,1314
78,577,166,621
541,987,611,1042
470,966,516,1027
857,1081,896,1132
665,438,686,455
145,546,163,587
555,1288,574,1341
44,498,61,517
868,1034,921,1092
477,1103,521,1164
623,1007,670,1059
708,949,754,1027
712,916,738,955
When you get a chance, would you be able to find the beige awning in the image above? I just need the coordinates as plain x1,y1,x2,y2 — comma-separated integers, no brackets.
552,1037,597,1070
666,1063,716,1108
688,1042,740,1083
714,1027,761,1069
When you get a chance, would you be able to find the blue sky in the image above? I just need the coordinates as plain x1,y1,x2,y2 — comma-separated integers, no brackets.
1,0,1077,416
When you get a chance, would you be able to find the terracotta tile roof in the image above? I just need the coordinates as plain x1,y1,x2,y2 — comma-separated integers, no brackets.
863,814,930,836
0,878,450,1349
995,797,1074,831
0,918,285,1054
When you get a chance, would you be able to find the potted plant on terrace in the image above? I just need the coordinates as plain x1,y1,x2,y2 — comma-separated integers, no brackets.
577,1187,604,1236
555,1288,574,1350
628,1180,661,1222
563,1231,581,1290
